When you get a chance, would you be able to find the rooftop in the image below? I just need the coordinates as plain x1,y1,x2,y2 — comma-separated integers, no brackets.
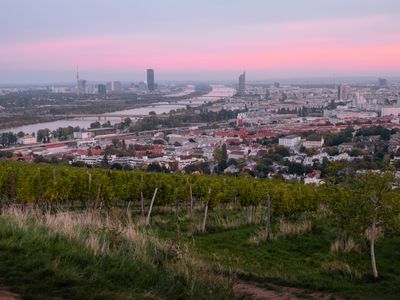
306,135,323,142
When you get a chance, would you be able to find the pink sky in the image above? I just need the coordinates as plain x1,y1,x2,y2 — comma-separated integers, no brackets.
1,12,400,80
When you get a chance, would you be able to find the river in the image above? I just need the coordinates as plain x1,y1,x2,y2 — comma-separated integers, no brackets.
2,85,235,135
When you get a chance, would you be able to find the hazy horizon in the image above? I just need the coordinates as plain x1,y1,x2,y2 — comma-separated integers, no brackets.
1,71,400,86
3,73,400,87
1,0,400,84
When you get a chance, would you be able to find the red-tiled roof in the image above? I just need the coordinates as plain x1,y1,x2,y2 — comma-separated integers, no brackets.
45,143,67,149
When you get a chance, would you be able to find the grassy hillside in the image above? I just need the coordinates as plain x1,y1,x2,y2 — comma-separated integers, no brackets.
1,206,400,299
151,209,400,300
0,208,232,300
0,162,399,299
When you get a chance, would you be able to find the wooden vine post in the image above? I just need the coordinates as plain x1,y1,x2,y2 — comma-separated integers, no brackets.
201,188,211,233
146,188,158,225
266,193,271,240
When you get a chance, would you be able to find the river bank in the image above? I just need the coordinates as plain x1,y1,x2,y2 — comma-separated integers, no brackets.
1,85,235,135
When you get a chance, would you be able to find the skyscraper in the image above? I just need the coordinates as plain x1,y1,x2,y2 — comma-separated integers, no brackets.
147,69,155,91
77,79,87,95
76,68,86,95
238,71,246,95
97,84,107,95
337,84,348,101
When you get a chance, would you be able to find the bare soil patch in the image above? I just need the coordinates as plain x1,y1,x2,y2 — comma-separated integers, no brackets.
233,281,343,300
0,289,20,300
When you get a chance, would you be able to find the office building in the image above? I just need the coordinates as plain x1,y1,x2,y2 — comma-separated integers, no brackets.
97,84,107,95
378,78,388,87
238,71,246,95
147,69,155,91
76,68,86,95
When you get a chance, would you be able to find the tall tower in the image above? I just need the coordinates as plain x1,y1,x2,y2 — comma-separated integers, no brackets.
147,69,155,92
238,71,246,95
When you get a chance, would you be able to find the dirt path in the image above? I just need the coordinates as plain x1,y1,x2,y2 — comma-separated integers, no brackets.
0,289,20,300
233,281,343,300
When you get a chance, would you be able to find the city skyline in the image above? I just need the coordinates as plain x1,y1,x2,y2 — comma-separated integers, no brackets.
1,0,400,83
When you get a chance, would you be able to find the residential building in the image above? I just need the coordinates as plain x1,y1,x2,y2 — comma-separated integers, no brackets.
304,135,324,149
338,142,354,152
381,106,400,117
73,131,92,139
279,135,301,148
18,135,37,145
108,81,122,93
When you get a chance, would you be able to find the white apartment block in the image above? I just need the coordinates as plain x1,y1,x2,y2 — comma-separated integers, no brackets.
279,135,301,148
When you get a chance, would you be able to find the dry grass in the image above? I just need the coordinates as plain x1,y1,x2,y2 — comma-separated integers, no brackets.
322,260,366,279
330,238,362,254
279,219,312,236
208,213,248,230
0,205,230,293
248,229,275,245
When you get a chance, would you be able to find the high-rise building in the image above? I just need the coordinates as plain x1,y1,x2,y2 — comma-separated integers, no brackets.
77,79,87,95
353,92,367,108
106,81,122,93
76,67,86,95
238,71,246,95
378,78,387,87
147,69,155,91
111,81,122,93
337,84,349,101
97,84,107,95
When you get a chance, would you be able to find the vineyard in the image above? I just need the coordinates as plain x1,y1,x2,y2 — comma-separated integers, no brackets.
0,161,321,217
0,161,400,299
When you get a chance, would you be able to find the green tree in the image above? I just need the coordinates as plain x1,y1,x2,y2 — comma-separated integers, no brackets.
213,144,228,173
332,172,400,279
90,121,101,129
37,129,50,143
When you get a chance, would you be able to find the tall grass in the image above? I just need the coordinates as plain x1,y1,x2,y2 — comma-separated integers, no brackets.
279,219,312,236
322,260,366,279
330,238,362,254
1,206,233,299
